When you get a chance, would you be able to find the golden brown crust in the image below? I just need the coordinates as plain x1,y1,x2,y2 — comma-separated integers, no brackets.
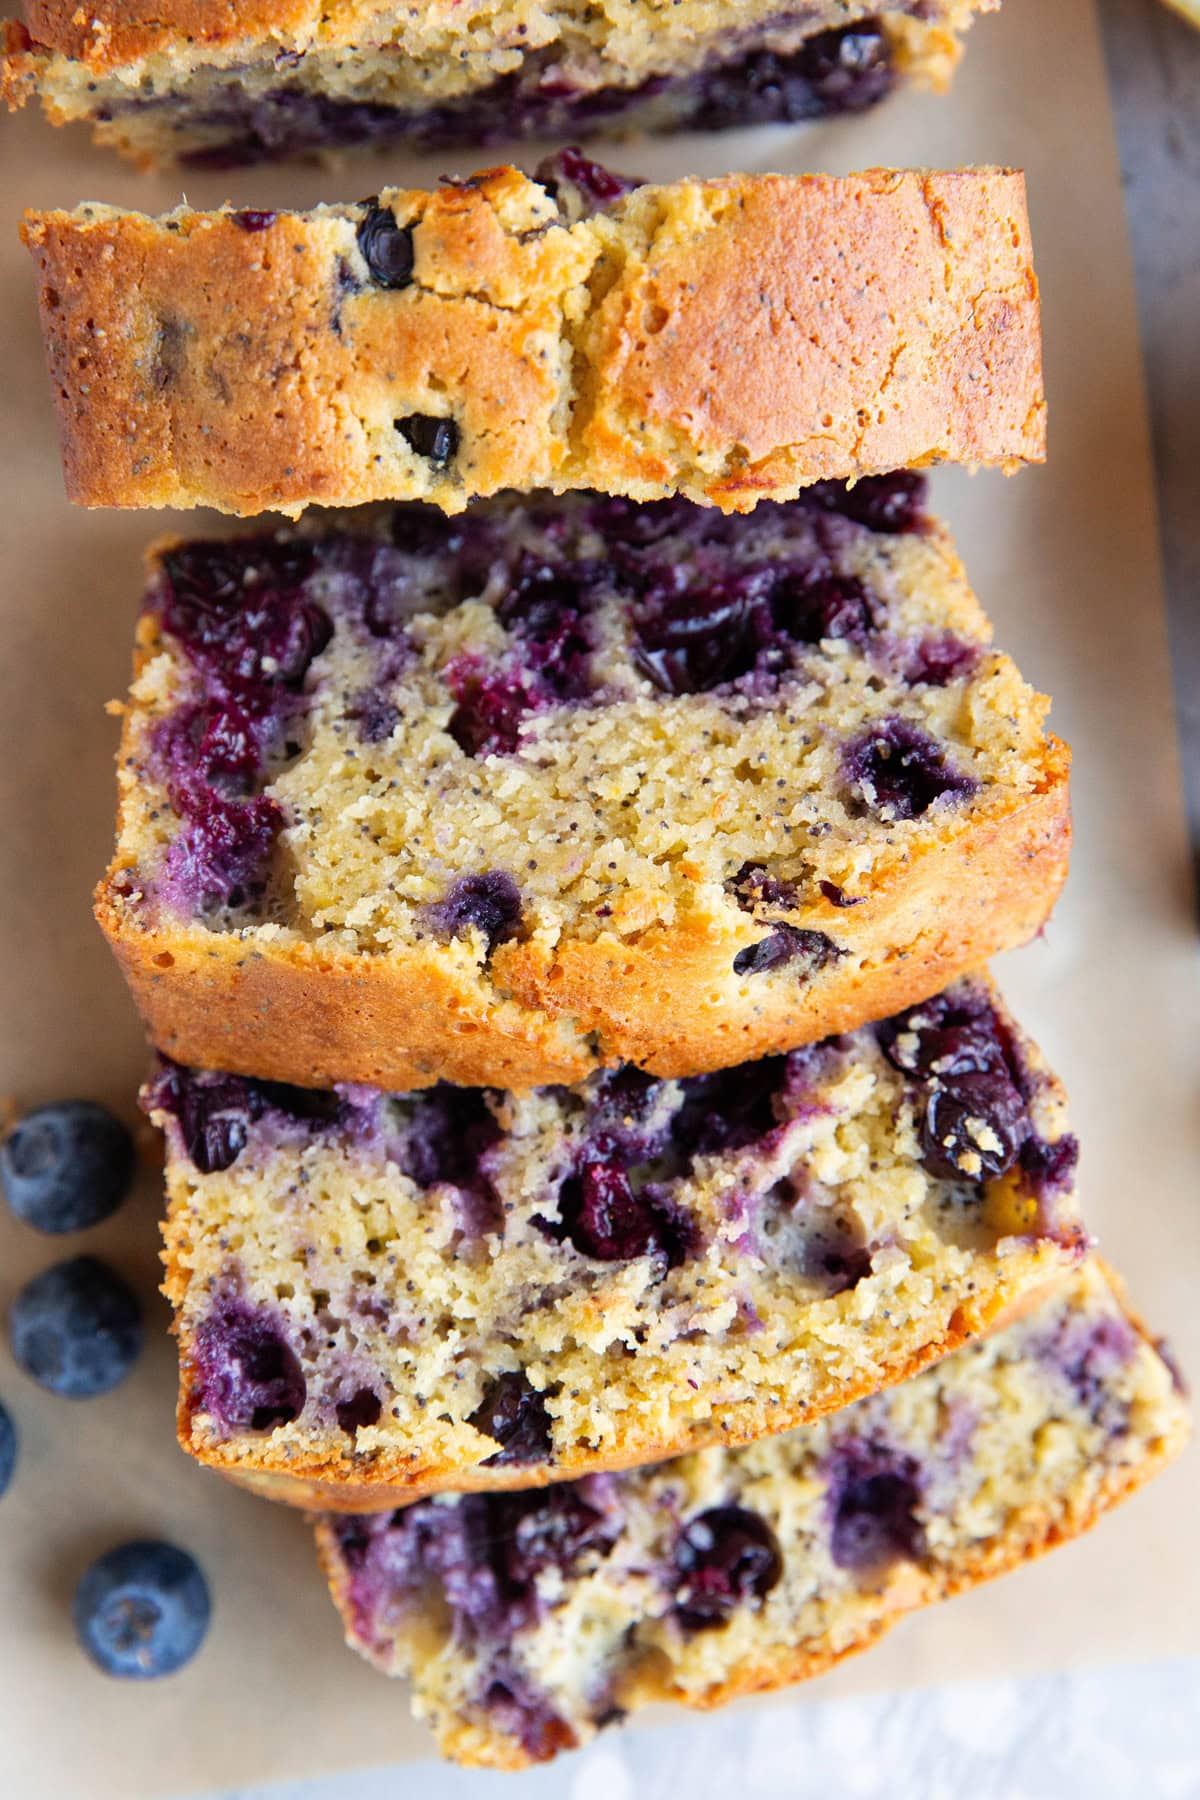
13,1,325,70
95,739,1070,1093
575,170,1046,500
167,1263,1080,1511
626,1449,1188,1719
23,168,1045,517
311,1275,1189,1769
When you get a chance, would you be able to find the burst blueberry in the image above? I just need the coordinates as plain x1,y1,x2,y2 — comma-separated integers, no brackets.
447,667,533,757
192,1297,306,1431
73,1540,211,1679
549,1159,695,1266
1,1101,135,1235
827,1446,925,1571
9,1257,142,1398
468,1371,554,1466
844,718,976,820
426,872,523,953
920,1072,1028,1181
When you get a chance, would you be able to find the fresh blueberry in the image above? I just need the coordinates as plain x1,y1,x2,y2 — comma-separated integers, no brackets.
0,1398,15,1497
468,1371,554,1466
1,1101,135,1235
357,201,416,288
673,1505,783,1630
397,414,459,466
9,1257,142,1398
73,1541,211,1679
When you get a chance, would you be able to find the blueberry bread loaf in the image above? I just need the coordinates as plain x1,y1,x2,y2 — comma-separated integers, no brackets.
98,479,1069,1092
149,976,1087,1508
24,163,1045,517
314,1261,1188,1767
3,1,991,167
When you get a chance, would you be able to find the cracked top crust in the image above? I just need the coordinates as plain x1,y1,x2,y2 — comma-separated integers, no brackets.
22,165,1046,517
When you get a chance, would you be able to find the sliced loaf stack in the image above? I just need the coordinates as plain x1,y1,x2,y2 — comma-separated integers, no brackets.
21,155,1187,1767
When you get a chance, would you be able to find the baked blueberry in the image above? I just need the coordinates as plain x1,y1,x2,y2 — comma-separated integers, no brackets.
827,1447,924,1571
844,719,976,820
0,1398,15,1497
549,1159,695,1266
733,926,840,977
673,1505,783,1630
8,1257,142,1398
357,202,416,288
73,1541,211,1679
469,1371,554,1465
1,1101,135,1235
192,1297,306,1431
230,209,277,232
337,1388,383,1434
397,414,459,466
426,872,523,952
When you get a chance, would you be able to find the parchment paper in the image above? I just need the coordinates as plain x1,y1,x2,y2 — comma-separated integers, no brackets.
1,0,1196,1790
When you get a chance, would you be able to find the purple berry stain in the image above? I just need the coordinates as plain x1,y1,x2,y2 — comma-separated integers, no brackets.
826,1444,925,1573
468,1371,554,1466
191,1297,306,1432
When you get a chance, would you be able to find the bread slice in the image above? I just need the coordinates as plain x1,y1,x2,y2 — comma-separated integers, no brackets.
313,1260,1188,1767
3,1,990,166
97,480,1069,1091
23,163,1045,516
150,974,1087,1508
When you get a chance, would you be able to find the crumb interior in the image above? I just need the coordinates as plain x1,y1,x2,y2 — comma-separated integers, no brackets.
154,979,1084,1493
320,1261,1186,1765
111,483,1054,987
